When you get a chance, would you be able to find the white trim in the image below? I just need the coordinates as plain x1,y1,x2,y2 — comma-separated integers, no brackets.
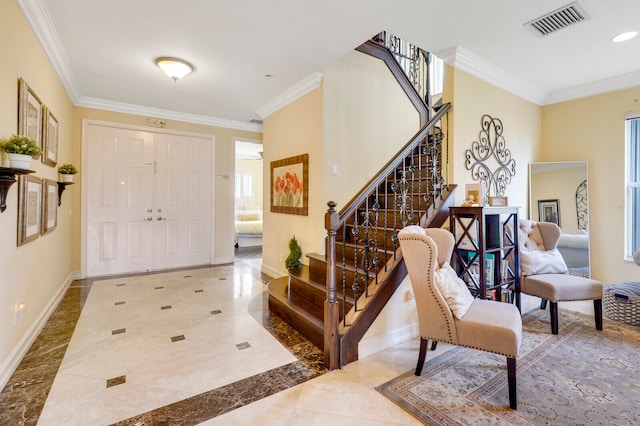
358,322,418,359
256,72,323,119
213,256,235,265
77,97,262,132
436,46,546,105
0,271,76,390
17,0,80,103
545,70,640,105
261,264,285,280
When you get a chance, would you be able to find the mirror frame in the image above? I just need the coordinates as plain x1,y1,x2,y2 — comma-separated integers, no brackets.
529,161,590,277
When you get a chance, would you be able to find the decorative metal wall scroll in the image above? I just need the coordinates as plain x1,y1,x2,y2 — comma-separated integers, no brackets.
576,179,588,230
464,115,516,202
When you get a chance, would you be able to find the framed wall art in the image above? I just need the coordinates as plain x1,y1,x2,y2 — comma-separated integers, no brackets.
42,178,58,234
538,199,560,227
17,175,43,246
18,77,43,153
42,106,58,166
270,153,308,216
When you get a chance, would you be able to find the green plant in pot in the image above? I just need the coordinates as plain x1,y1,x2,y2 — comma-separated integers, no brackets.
58,163,78,182
285,235,302,269
0,134,41,169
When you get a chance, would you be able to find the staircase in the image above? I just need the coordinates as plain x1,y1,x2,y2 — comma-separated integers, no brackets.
267,35,456,368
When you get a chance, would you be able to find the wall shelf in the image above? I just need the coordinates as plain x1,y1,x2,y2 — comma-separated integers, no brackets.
57,182,74,206
0,167,35,213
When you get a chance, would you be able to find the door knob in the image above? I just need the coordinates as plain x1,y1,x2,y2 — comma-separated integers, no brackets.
157,217,166,221
144,217,153,221
147,209,153,213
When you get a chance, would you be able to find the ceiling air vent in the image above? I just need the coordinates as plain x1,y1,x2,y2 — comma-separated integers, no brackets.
525,2,589,37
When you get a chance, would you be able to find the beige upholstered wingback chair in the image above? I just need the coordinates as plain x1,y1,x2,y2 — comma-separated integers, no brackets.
518,219,603,334
398,226,522,409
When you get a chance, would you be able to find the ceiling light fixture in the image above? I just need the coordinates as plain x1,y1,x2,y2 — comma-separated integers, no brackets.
155,57,194,82
612,31,638,42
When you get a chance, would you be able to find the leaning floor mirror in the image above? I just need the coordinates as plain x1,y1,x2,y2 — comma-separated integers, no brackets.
529,162,590,277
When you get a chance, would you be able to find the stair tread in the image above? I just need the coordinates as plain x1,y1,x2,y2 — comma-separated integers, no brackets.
267,276,324,327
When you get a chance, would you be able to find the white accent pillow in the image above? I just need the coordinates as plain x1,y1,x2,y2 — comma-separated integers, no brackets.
434,262,474,319
520,248,568,276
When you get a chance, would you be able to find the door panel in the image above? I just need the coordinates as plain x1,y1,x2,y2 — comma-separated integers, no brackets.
155,133,211,268
87,125,155,276
86,125,212,276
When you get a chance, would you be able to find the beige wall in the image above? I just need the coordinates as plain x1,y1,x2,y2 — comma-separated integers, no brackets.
74,107,262,266
322,51,421,210
262,88,324,276
261,50,422,277
542,86,640,282
0,0,75,381
450,69,541,211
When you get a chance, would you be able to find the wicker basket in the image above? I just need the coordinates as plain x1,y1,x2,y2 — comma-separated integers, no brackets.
603,283,640,326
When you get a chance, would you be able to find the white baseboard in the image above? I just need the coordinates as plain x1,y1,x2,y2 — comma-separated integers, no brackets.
261,264,285,280
358,322,419,359
213,256,234,265
0,271,76,391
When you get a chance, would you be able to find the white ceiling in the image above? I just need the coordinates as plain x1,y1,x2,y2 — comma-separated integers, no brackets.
18,0,640,131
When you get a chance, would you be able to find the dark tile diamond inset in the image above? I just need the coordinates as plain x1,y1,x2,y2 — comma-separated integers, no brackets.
194,289,204,293
184,275,192,278
112,328,126,335
210,309,222,315
236,342,251,350
154,286,164,290
114,301,126,306
116,283,126,287
161,305,172,310
106,375,126,388
171,335,186,342
219,277,227,281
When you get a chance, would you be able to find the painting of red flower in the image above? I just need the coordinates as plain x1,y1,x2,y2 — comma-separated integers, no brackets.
270,154,308,215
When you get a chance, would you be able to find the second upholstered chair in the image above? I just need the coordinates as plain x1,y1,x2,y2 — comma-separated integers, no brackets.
518,219,603,334
398,226,522,409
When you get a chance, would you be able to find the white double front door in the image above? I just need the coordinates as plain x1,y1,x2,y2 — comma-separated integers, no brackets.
85,123,212,277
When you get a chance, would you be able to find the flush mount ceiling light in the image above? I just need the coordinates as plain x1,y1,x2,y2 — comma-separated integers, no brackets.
155,57,194,82
612,31,638,43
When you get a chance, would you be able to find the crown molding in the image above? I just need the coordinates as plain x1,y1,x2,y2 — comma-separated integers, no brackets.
436,46,546,105
256,72,324,119
544,70,640,105
76,97,263,132
17,0,80,103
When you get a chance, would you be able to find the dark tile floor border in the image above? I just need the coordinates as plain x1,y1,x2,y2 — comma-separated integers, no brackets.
0,261,326,425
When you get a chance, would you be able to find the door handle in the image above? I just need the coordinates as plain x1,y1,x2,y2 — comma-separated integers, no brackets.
144,217,153,221
157,217,166,221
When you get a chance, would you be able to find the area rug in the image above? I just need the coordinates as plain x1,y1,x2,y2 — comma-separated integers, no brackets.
377,308,640,425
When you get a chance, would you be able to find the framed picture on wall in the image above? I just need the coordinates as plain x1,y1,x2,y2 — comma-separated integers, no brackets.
270,154,308,216
18,78,43,153
42,178,58,234
18,175,43,246
42,106,59,166
538,199,560,227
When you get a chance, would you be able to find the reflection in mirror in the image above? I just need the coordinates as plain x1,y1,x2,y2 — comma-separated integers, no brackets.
529,162,590,277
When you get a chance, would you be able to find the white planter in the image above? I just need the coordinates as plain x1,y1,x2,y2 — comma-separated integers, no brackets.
60,174,75,183
8,153,33,169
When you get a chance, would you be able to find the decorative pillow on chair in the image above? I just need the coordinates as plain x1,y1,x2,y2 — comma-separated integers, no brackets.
520,248,568,276
434,262,474,319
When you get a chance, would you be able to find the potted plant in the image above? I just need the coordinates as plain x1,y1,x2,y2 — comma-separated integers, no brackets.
58,163,78,182
0,134,41,169
285,235,302,269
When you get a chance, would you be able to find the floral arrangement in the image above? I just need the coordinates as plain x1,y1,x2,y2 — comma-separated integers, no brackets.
273,171,303,207
0,134,41,157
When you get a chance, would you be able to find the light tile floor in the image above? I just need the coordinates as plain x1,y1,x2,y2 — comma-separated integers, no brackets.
2,246,595,425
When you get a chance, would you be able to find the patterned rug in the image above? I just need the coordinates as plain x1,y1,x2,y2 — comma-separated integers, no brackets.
376,308,640,425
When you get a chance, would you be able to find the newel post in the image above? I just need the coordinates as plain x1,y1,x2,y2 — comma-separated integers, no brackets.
324,201,340,370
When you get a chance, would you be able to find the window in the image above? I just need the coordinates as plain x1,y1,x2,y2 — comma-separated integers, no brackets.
625,115,640,258
235,171,254,199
